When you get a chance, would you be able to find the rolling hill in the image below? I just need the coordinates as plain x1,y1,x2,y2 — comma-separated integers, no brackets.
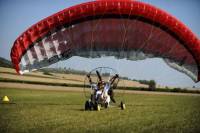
0,57,12,68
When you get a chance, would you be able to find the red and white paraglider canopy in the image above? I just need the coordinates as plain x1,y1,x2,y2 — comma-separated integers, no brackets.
10,0,200,81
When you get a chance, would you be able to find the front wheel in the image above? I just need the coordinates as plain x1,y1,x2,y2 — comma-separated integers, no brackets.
94,103,101,111
97,104,101,111
105,102,108,108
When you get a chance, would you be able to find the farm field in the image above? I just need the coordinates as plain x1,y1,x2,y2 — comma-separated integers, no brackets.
0,87,200,133
0,67,148,88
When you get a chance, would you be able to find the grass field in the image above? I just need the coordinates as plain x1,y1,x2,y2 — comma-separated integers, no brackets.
0,88,200,133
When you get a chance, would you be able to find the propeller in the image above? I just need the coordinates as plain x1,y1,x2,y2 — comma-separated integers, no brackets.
108,74,119,103
96,70,102,82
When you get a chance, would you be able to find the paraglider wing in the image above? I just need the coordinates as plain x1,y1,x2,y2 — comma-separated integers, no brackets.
10,0,200,82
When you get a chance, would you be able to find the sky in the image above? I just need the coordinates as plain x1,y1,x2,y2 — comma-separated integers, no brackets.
0,0,200,88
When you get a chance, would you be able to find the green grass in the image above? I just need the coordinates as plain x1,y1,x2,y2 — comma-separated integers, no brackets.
0,88,200,133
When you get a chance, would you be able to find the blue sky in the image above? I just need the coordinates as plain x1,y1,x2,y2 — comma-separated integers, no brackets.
0,0,200,88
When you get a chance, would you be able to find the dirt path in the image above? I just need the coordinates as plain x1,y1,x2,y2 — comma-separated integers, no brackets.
0,82,200,96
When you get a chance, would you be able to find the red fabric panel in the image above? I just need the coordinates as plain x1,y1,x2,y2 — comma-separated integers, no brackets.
10,0,200,80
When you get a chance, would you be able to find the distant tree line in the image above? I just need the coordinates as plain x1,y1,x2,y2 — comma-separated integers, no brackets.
0,57,12,68
131,79,156,91
40,67,88,75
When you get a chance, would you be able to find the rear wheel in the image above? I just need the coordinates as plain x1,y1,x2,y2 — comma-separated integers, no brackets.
85,100,92,111
120,101,126,110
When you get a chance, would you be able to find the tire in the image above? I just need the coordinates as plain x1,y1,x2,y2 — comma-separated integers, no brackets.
85,101,90,111
105,102,108,108
93,103,101,111
120,101,126,110
89,101,93,110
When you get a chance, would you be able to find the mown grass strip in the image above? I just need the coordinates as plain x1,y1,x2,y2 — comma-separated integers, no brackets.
0,77,86,88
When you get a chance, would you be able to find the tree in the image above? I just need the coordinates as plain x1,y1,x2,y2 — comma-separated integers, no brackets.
149,80,156,91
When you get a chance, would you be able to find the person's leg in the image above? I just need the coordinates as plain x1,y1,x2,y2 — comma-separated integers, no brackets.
106,95,110,106
96,90,102,98
95,90,102,103
108,89,116,103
